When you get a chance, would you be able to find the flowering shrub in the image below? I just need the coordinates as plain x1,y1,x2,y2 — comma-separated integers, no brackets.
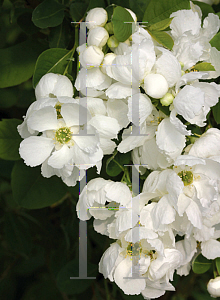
1,0,220,299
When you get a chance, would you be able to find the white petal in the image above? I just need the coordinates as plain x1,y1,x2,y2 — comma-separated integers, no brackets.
128,93,153,125
201,239,220,259
27,106,58,131
19,136,54,167
99,242,121,280
106,82,139,99
73,131,99,154
142,287,166,299
114,257,146,295
151,196,176,229
61,103,89,127
105,181,132,206
174,155,206,166
185,199,202,229
62,167,81,187
89,115,120,138
173,85,205,122
156,48,181,87
107,99,129,129
170,109,191,136
47,144,74,169
202,13,220,41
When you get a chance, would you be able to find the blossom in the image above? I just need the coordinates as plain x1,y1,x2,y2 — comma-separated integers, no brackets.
207,277,220,298
85,7,108,30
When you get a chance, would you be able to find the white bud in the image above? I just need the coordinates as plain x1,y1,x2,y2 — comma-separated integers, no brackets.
101,53,116,77
87,27,109,48
207,277,220,298
160,92,174,106
144,73,168,99
82,45,104,68
107,35,119,48
86,8,108,30
35,73,73,100
125,8,137,22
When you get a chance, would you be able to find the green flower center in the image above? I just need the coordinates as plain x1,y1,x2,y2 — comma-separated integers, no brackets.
55,104,62,119
127,242,142,256
178,170,193,186
55,127,72,144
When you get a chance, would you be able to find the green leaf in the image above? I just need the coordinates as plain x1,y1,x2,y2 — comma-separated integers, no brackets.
210,32,220,51
147,17,173,31
0,88,18,108
192,1,214,20
192,253,212,274
193,62,215,72
216,257,220,275
32,0,65,29
11,160,67,209
212,100,220,124
70,1,87,22
49,20,71,49
17,12,39,35
4,212,33,257
87,0,105,10
112,6,134,42
0,119,22,161
129,0,151,21
32,48,74,88
147,29,174,50
106,150,131,177
56,259,97,294
143,0,190,25
0,40,45,88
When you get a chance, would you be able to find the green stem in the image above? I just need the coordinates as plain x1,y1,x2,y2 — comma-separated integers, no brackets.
63,26,78,76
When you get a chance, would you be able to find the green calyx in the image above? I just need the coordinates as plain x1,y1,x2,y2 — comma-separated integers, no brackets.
178,170,193,186
55,104,62,119
55,127,72,144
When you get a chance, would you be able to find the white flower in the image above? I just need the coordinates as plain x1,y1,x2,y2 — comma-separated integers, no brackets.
19,103,103,171
86,7,108,30
35,73,73,100
87,27,109,48
207,277,220,298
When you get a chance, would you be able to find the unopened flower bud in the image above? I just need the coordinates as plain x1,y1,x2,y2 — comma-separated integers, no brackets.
125,8,137,22
82,45,104,68
105,22,114,34
87,27,109,48
86,8,108,30
207,277,220,298
144,74,168,99
107,35,119,48
160,92,174,106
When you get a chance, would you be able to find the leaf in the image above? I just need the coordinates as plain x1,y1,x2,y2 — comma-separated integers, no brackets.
193,62,215,72
212,100,220,124
0,119,22,161
32,0,65,29
0,88,18,108
0,40,46,88
112,6,134,42
210,32,220,51
129,0,151,21
4,212,33,257
56,259,97,294
146,29,174,50
11,160,67,209
17,12,39,35
70,1,88,22
106,150,131,177
216,257,220,275
143,0,190,25
49,20,71,49
147,17,173,31
32,48,74,87
192,253,212,274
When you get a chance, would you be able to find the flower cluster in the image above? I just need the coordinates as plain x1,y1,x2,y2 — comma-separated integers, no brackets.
18,2,220,299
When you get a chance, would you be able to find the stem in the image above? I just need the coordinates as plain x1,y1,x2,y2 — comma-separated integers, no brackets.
63,26,78,76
